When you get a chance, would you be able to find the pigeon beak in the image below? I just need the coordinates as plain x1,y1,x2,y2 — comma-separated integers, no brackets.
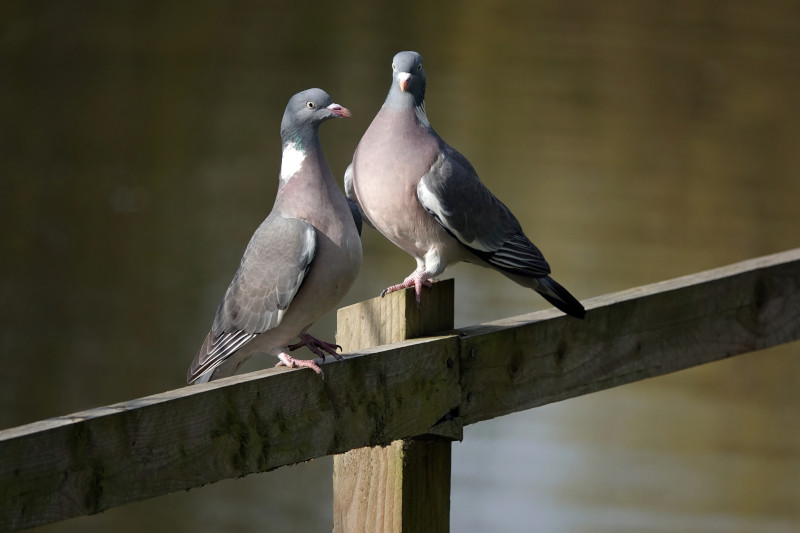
397,72,411,92
326,103,351,118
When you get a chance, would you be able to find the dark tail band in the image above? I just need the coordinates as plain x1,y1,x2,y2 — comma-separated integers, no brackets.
536,276,586,319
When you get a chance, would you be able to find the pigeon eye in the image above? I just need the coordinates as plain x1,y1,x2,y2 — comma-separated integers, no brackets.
306,101,316,109
417,64,422,70
392,63,396,69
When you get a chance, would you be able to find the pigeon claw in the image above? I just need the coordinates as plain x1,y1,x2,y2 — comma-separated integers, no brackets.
381,273,435,306
288,333,344,363
275,352,323,376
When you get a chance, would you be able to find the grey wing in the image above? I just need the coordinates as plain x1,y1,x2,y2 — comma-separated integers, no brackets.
187,215,317,383
347,198,363,236
344,163,373,232
416,145,551,277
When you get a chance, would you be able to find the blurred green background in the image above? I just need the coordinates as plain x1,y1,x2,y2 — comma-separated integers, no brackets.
2,1,799,532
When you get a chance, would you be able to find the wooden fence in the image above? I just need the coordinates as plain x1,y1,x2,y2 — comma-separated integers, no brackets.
1,248,799,532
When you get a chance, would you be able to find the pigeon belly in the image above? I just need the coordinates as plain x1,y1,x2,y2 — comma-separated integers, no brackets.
353,109,461,264
255,160,363,355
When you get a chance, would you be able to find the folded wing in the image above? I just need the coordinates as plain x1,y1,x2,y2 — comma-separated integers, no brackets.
187,215,317,383
417,144,551,278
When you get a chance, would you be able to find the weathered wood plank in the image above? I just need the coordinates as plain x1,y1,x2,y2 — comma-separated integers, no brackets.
333,279,456,533
337,279,455,349
1,249,799,532
0,334,460,532
332,438,452,533
458,248,800,425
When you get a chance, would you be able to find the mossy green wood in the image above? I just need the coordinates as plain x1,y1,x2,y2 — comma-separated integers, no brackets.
0,320,460,532
2,250,800,532
333,279,457,533
457,248,800,426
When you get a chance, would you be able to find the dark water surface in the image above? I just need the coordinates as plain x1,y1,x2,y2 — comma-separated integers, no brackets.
2,1,799,532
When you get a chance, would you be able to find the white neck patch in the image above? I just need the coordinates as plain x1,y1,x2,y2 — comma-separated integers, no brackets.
280,142,306,183
415,100,430,128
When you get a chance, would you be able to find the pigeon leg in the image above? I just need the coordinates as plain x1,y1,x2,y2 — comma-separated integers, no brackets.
381,271,435,304
288,332,343,362
275,351,323,375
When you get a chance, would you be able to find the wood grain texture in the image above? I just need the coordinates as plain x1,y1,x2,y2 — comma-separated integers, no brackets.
333,280,456,533
2,250,799,532
331,438,452,533
458,248,800,425
0,334,460,532
336,279,455,350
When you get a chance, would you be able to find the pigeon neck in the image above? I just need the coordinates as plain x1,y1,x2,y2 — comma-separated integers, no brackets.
280,124,319,150
384,89,430,129
279,130,320,186
384,81,425,110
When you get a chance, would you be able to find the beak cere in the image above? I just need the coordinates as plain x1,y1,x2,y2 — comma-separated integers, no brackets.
397,72,411,92
326,103,352,118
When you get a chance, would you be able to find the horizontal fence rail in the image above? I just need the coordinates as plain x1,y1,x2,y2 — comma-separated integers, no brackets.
1,248,799,531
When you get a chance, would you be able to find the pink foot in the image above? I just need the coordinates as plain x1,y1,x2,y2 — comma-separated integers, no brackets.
275,351,323,375
381,273,434,305
288,332,343,362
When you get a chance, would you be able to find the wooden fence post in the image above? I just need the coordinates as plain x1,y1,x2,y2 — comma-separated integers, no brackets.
333,279,456,533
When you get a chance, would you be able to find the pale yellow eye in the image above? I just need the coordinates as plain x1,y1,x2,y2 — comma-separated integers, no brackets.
306,102,315,109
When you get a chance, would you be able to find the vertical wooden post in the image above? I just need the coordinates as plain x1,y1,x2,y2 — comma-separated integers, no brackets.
333,280,455,533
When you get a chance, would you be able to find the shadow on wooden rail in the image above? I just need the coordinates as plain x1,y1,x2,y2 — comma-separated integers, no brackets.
1,248,799,532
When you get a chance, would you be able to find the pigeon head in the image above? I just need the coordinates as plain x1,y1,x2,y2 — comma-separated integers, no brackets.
281,88,351,144
387,51,426,107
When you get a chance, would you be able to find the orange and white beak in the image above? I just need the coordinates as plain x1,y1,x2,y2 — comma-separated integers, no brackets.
326,103,351,118
397,72,411,92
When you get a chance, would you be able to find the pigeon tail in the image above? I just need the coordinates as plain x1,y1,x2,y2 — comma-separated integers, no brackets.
533,276,586,319
192,371,213,385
